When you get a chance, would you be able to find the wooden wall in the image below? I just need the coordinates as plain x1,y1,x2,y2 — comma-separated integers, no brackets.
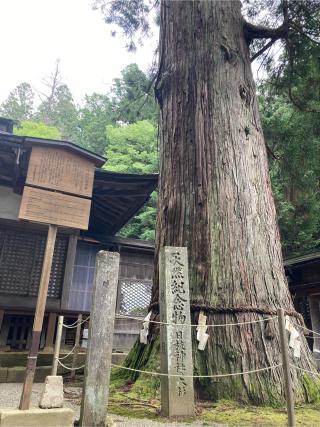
0,222,68,310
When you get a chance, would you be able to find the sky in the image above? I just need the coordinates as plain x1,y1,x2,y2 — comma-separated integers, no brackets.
0,0,157,106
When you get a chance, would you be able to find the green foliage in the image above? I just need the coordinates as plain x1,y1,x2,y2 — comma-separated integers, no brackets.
105,120,158,173
36,84,78,141
76,93,113,154
104,120,158,240
260,91,320,257
119,192,157,240
14,120,62,140
92,0,156,51
111,64,158,124
0,82,34,121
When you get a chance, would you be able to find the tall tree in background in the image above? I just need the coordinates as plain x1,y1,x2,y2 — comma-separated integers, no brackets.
95,0,320,404
0,82,34,121
111,64,158,123
261,92,320,257
260,18,320,257
36,60,78,140
36,60,62,124
76,93,113,154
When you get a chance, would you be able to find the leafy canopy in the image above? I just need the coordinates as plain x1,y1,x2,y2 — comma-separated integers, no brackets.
105,120,158,174
104,120,158,240
14,121,62,140
0,82,34,121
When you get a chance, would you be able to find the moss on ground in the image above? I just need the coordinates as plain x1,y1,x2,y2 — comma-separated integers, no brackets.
107,387,320,426
69,372,320,425
108,374,320,424
200,401,320,426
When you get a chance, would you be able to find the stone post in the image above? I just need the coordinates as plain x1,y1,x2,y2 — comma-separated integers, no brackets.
80,251,120,427
159,246,194,417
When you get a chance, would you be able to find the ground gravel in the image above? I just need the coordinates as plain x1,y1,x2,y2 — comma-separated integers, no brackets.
0,383,217,426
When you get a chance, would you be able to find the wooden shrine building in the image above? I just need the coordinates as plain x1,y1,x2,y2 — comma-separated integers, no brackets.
0,118,157,353
285,252,320,355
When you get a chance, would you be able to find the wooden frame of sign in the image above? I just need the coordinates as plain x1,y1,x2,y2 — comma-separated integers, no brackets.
26,145,95,197
19,145,98,410
19,186,91,230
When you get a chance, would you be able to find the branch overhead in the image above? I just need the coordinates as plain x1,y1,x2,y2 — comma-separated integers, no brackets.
244,20,289,43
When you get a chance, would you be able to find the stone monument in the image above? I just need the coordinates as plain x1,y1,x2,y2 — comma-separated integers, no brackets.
159,246,194,417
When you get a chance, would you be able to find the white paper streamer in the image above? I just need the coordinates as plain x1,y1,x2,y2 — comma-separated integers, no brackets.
285,316,301,358
139,311,152,345
197,311,209,351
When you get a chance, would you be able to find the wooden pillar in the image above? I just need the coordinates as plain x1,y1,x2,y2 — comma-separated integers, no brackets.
51,315,64,376
80,251,120,427
308,297,320,352
278,308,295,427
0,310,5,348
71,314,82,379
44,312,57,351
19,224,58,410
0,310,4,332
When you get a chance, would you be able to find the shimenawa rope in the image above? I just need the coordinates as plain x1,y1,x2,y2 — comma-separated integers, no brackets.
110,363,282,378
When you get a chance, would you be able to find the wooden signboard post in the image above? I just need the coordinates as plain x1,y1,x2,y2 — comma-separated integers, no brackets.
18,144,100,410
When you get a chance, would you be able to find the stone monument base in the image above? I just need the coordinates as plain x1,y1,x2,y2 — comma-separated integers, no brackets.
0,408,73,427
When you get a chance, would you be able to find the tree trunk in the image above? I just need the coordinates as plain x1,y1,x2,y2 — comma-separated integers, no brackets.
123,0,319,404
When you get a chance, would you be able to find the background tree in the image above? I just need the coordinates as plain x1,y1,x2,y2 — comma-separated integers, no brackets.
105,120,158,173
104,120,158,240
37,83,78,141
14,120,62,140
36,60,78,140
0,82,34,121
258,14,320,257
260,91,320,257
95,0,320,404
76,93,113,154
111,64,158,123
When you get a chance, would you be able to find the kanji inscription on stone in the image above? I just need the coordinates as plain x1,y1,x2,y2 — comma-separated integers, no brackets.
159,246,194,417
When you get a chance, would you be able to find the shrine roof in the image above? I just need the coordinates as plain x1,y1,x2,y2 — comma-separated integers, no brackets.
0,133,106,167
284,251,320,268
0,134,158,237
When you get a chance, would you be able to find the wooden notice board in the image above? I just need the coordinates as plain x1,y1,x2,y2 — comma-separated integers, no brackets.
26,146,95,197
18,143,102,409
19,186,91,230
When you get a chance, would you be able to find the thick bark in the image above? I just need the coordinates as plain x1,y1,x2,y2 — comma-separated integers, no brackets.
125,0,319,404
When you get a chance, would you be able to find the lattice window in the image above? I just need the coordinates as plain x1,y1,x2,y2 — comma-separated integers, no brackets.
0,225,68,298
117,280,152,317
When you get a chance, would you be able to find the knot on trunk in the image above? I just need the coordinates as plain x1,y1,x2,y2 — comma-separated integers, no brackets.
264,318,277,340
239,84,252,107
220,44,238,65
